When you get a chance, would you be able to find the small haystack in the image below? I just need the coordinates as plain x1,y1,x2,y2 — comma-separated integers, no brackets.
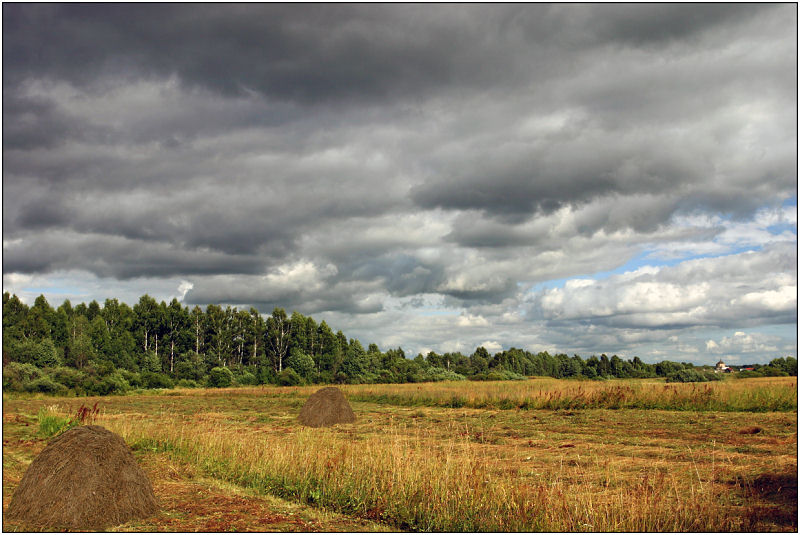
298,386,356,427
6,425,157,531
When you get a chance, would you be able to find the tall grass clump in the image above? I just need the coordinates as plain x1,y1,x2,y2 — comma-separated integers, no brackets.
37,402,101,438
37,405,74,438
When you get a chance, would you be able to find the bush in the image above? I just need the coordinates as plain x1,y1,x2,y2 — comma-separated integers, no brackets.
50,366,87,389
735,370,763,379
235,371,258,386
141,371,174,389
175,352,207,381
207,366,234,388
758,366,789,377
277,367,303,386
11,338,62,368
118,369,142,388
258,367,278,385
83,371,131,396
23,376,69,395
666,369,713,383
469,369,527,382
314,370,334,385
3,362,44,391
377,369,397,384
91,359,117,377
176,379,198,388
423,367,466,382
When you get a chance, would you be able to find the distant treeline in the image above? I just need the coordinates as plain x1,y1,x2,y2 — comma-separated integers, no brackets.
3,292,797,396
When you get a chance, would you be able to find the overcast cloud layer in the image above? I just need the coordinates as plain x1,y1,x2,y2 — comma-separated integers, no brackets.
3,4,797,364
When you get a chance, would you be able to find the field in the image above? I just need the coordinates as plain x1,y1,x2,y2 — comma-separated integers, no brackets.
3,376,797,532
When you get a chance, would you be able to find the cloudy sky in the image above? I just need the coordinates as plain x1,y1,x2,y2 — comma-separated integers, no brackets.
3,4,797,364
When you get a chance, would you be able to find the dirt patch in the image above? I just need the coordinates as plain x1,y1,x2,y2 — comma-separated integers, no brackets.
6,425,157,531
749,473,798,506
738,426,763,435
298,387,356,428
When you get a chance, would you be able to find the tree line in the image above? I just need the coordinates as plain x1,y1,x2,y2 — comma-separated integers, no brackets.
2,292,796,396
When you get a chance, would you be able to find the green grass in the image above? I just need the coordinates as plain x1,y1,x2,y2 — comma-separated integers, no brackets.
36,405,74,438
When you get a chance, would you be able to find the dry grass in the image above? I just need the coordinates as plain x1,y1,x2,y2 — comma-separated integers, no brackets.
3,378,796,532
336,376,797,412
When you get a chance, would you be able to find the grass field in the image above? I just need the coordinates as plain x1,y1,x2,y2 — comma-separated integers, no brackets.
2,376,797,531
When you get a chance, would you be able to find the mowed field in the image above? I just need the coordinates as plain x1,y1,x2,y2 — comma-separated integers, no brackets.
3,377,797,532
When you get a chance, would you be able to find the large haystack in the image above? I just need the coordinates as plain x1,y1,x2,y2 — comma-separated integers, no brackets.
6,424,157,531
298,386,356,427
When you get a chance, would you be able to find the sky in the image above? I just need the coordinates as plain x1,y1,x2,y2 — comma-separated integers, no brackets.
2,4,797,364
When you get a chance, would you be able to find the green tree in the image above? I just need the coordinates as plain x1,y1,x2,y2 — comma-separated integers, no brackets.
164,298,188,374
142,351,161,373
286,347,315,380
88,315,111,359
133,295,159,354
341,338,368,378
205,304,232,367
266,308,292,373
190,305,206,356
66,316,94,369
246,308,265,368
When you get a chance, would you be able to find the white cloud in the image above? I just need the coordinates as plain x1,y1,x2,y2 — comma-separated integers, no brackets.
177,280,194,301
532,242,796,329
456,314,490,327
480,341,503,354
705,330,781,356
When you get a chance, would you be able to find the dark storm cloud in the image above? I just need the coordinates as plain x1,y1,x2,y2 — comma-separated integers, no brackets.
3,4,773,104
3,4,516,104
2,3,796,366
2,231,265,279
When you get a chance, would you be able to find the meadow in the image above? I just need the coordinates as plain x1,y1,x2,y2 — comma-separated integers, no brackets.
2,376,797,531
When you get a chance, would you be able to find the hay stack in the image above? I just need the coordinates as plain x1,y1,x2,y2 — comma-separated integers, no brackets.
298,386,356,427
6,425,157,531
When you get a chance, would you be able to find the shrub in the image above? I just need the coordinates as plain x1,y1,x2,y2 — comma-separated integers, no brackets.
140,371,174,390
277,367,303,386
3,362,44,391
735,370,763,379
175,353,207,381
314,370,334,385
666,369,709,383
235,371,258,386
378,369,397,384
258,367,278,385
11,338,62,368
91,359,117,377
423,367,466,382
118,369,142,388
469,369,526,381
176,379,198,388
83,372,131,395
758,366,789,377
24,376,68,395
50,366,87,389
207,366,234,388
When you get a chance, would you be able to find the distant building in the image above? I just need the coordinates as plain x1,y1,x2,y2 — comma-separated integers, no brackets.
715,360,732,373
